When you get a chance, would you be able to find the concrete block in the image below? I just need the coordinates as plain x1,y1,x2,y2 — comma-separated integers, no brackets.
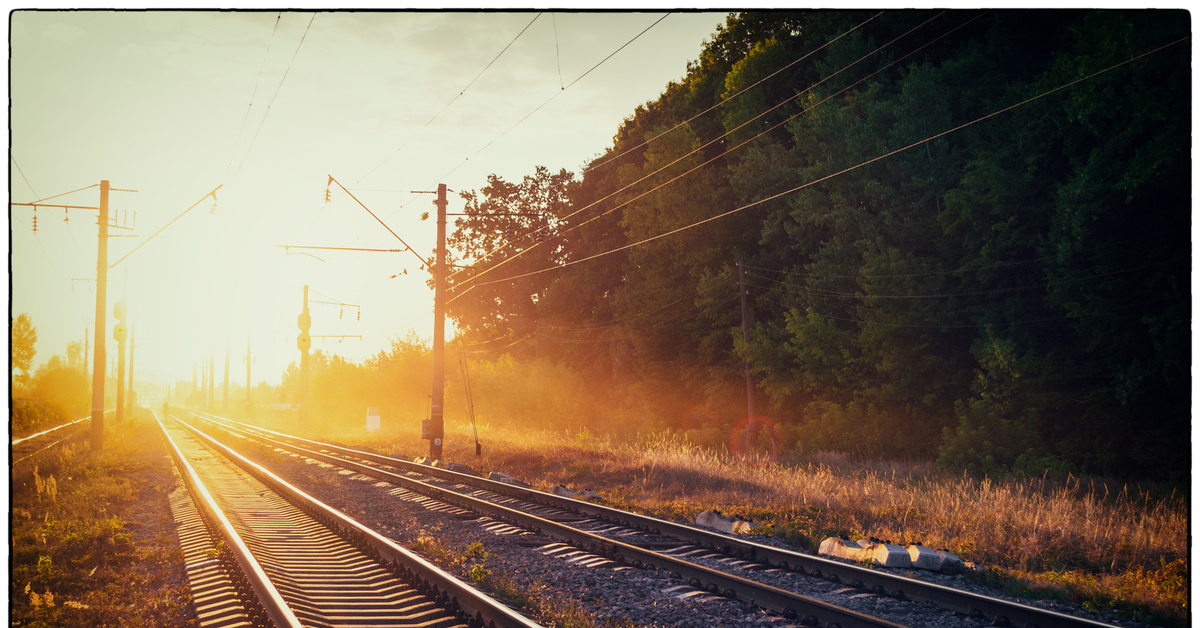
937,549,965,574
413,456,435,466
488,471,531,487
549,485,601,500
819,537,869,561
696,511,759,534
869,542,912,568
906,544,943,570
445,462,481,476
819,538,912,568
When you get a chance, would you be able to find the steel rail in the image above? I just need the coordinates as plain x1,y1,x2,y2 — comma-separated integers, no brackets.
171,413,544,628
200,412,1120,628
11,410,113,445
191,411,908,628
155,415,304,628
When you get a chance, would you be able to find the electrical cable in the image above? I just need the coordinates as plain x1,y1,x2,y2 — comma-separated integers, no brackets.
740,228,1179,279
464,33,1188,292
356,13,544,185
11,155,38,198
233,13,316,183
745,259,1179,302
327,175,427,268
224,12,282,183
408,12,672,206
446,11,961,289
753,295,1181,330
584,11,882,174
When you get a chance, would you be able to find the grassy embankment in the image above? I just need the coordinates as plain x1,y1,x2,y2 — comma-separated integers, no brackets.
10,406,195,628
291,418,1188,627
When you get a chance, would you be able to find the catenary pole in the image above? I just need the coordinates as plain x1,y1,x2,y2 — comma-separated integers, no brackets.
737,261,754,419
90,181,110,451
429,183,448,458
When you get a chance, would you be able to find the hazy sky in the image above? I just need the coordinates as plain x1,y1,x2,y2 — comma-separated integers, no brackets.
9,10,728,397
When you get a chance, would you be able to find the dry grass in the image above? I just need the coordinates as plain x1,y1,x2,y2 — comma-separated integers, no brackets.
335,421,1187,626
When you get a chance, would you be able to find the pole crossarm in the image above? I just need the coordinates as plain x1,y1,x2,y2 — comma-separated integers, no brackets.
109,185,221,269
327,174,427,268
11,202,99,211
276,244,407,253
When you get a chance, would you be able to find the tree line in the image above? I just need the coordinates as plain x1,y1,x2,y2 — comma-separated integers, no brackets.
440,10,1190,481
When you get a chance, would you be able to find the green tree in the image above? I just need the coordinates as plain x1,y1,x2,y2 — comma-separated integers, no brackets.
12,313,37,389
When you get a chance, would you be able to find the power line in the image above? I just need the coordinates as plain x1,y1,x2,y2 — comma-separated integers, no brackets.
447,11,960,288
466,33,1188,291
225,12,282,183
326,175,427,269
411,12,672,203
356,13,544,185
584,11,883,174
11,155,38,198
233,13,316,182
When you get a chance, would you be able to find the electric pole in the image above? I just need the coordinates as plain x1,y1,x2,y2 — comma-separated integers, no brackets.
429,183,447,459
208,353,215,411
91,180,110,450
224,343,230,409
245,335,253,411
115,268,129,423
297,285,311,427
128,322,135,415
737,261,754,419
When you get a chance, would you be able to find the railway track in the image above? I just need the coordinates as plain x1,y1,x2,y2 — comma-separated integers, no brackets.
156,410,543,628
10,410,111,463
187,410,1124,628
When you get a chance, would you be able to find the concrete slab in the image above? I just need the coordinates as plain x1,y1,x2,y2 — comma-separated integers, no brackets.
487,471,531,487
696,511,760,534
549,485,601,500
818,537,912,568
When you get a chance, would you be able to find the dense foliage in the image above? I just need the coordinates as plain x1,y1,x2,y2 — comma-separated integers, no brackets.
444,10,1190,481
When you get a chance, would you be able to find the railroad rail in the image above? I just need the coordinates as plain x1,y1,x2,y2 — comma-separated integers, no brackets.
193,410,1121,628
158,411,543,628
11,410,111,463
187,410,929,628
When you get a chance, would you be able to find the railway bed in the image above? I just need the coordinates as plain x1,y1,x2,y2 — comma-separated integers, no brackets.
157,411,542,628
184,410,1133,628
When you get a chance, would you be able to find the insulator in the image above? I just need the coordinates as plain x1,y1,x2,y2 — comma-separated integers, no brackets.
339,308,343,319
356,310,360,321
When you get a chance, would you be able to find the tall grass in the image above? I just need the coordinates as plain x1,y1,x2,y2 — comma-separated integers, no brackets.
343,421,1187,624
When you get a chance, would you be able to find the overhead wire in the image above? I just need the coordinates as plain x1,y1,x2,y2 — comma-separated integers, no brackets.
11,154,38,198
740,228,1179,279
224,12,282,183
464,33,1188,293
233,12,317,183
446,10,960,291
356,13,544,185
584,11,882,174
412,12,672,200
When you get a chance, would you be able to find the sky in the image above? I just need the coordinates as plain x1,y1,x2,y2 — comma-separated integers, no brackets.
9,9,729,399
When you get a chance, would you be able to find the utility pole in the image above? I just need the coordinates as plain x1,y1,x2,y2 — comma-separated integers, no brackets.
91,180,110,450
127,322,135,415
208,353,215,411
297,285,311,427
245,335,253,411
428,184,447,459
223,343,230,409
737,261,754,419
